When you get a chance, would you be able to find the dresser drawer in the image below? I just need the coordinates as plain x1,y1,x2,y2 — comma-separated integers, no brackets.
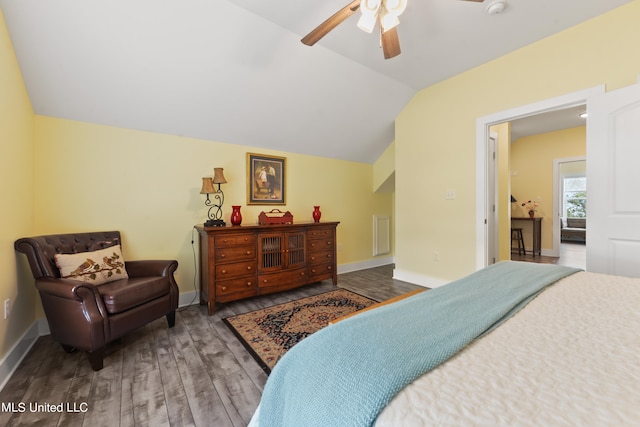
216,277,257,297
215,260,256,279
308,262,334,281
258,268,307,290
307,227,335,240
308,249,334,265
214,234,256,247
215,245,255,263
308,238,334,252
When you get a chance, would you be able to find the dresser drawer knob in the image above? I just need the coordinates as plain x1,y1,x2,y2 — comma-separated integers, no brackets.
263,279,268,283
246,281,252,286
221,286,227,291
221,254,226,258
300,272,305,276
246,251,251,255
311,269,316,273
221,270,227,274
247,266,252,270
311,256,316,261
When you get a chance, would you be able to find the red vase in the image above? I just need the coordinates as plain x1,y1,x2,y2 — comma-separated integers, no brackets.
231,206,242,226
312,206,321,223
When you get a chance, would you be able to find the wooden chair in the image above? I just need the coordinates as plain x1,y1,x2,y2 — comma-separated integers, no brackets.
511,228,526,256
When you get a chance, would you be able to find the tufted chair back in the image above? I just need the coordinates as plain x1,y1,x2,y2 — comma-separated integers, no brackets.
16,231,123,279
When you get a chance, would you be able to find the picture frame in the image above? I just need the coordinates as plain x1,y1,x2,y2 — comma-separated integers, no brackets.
247,153,286,205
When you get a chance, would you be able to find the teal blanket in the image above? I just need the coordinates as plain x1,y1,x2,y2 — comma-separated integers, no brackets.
257,261,581,427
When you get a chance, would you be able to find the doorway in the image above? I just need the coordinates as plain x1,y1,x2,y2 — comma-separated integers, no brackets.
554,158,587,269
475,86,604,270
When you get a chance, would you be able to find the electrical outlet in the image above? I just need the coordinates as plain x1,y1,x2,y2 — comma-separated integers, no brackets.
445,190,456,200
4,299,10,319
338,243,343,251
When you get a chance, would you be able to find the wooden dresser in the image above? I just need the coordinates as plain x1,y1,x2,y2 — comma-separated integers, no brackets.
196,222,339,315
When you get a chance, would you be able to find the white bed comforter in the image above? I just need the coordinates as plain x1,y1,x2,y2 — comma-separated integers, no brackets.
375,271,640,426
249,271,640,426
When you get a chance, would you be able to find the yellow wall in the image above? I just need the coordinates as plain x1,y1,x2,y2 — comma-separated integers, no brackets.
510,126,586,252
0,8,393,364
32,116,393,295
373,141,395,192
492,122,511,262
396,0,640,283
0,10,36,358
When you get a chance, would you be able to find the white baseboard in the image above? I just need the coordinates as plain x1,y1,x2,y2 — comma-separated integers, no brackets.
337,256,395,274
179,291,200,308
392,268,450,288
0,319,45,392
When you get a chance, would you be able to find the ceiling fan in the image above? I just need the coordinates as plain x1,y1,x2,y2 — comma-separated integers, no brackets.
301,0,485,59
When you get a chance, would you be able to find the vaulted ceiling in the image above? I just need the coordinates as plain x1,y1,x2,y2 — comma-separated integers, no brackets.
0,0,631,163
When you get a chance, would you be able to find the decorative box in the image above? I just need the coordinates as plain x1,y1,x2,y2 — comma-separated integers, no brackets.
258,209,294,225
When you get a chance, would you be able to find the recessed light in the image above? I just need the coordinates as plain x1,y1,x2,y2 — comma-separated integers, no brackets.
579,111,588,119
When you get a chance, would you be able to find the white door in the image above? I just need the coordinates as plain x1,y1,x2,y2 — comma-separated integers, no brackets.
487,135,497,265
587,82,640,277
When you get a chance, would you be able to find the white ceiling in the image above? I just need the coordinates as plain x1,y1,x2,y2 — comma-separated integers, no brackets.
0,0,630,163
510,104,587,141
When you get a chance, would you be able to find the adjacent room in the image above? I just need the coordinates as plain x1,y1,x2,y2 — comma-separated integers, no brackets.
2,0,640,426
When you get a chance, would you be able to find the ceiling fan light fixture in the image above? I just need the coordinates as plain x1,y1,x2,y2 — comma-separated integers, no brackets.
357,13,378,33
380,12,400,33
359,0,407,34
384,0,407,16
360,0,382,15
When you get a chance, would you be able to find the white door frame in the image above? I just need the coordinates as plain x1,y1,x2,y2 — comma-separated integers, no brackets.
487,132,498,265
475,85,604,270
552,156,587,257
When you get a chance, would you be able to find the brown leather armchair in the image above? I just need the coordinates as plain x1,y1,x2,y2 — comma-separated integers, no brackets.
14,231,179,371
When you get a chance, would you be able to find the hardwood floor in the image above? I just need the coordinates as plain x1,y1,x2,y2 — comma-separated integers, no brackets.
511,242,586,269
0,265,421,427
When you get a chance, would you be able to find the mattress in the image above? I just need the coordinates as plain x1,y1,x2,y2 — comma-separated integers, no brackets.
249,270,640,426
375,271,640,426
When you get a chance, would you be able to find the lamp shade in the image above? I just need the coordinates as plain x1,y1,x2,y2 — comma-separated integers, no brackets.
200,177,216,194
213,168,228,184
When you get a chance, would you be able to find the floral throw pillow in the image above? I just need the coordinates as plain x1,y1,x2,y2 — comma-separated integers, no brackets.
54,245,129,285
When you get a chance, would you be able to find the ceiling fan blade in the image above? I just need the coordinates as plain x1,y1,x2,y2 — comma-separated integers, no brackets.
381,27,401,59
301,0,361,46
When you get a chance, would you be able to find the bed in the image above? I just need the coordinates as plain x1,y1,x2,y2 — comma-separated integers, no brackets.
248,261,640,427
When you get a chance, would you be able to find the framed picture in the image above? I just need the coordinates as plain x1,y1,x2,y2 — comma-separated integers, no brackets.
247,153,286,205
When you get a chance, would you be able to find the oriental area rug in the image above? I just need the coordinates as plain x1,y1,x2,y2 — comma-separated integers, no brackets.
223,289,378,373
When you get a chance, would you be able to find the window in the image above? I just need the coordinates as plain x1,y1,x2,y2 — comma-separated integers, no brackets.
563,176,586,218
